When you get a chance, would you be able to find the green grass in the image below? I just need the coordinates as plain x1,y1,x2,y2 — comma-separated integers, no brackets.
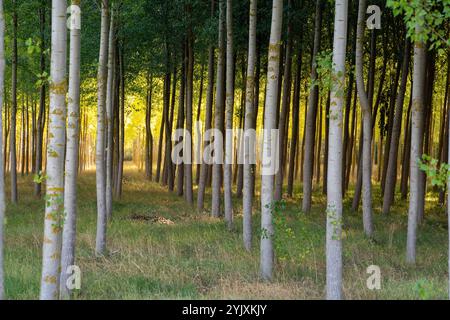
2,164,449,300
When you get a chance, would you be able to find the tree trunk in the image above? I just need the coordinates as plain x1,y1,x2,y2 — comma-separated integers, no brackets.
243,0,257,250
155,105,165,183
105,11,115,222
195,62,205,185
197,1,215,211
40,0,67,300
95,0,110,257
211,0,226,218
326,0,348,300
0,0,5,300
382,37,411,215
114,46,125,198
185,22,194,205
10,0,18,203
342,13,357,193
302,0,323,213
407,22,426,264
260,0,283,281
163,47,174,192
287,44,303,198
401,99,412,199
145,73,154,181
176,44,186,196
274,0,293,201
224,0,235,228
60,1,81,299
34,1,47,198
355,0,373,237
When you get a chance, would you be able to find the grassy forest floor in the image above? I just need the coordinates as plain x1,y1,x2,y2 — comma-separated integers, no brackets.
3,163,449,300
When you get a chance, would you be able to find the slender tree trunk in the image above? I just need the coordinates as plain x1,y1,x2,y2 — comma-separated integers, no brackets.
25,97,30,175
260,0,283,281
163,46,174,191
381,57,401,193
287,44,303,197
0,0,5,300
196,62,205,185
302,0,323,213
10,0,18,203
156,106,165,183
60,1,81,299
316,99,322,184
21,99,26,176
243,0,257,250
326,0,348,300
105,11,115,222
382,37,411,215
114,46,125,198
95,0,110,257
224,0,235,228
40,0,67,300
34,1,47,197
407,22,426,264
251,47,261,198
176,45,186,196
274,0,293,201
401,99,412,199
31,100,36,174
211,0,226,218
145,73,153,180
355,0,373,237
185,22,194,205
342,12,357,193
197,1,215,211
168,66,178,184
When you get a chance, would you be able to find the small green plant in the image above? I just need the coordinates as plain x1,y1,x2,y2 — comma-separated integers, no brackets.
312,50,333,91
415,279,435,300
33,171,48,184
263,200,313,264
418,154,450,190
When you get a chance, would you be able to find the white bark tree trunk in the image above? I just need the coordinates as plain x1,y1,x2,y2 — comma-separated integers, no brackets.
260,0,283,281
0,0,5,300
40,0,67,300
60,0,81,300
407,23,426,264
243,0,257,251
95,0,110,256
106,10,115,222
224,0,234,229
355,0,373,237
326,0,348,300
